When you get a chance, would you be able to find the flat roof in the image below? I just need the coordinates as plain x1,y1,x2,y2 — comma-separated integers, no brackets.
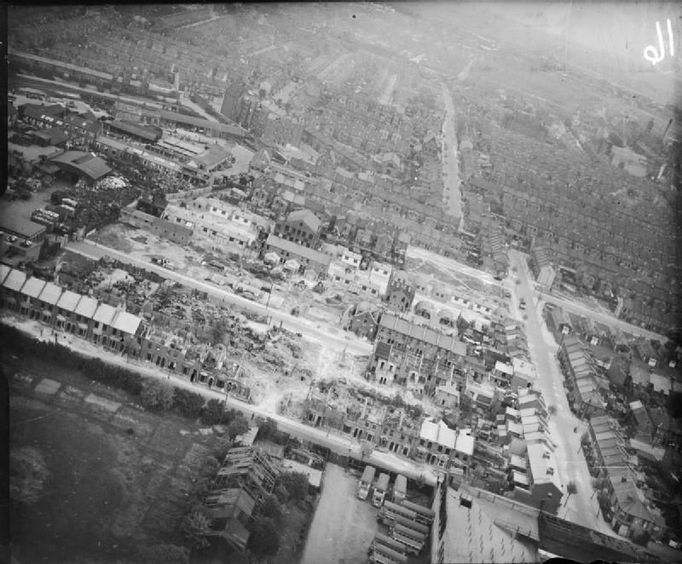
37,282,63,305
74,295,99,318
0,211,47,239
455,429,475,456
19,277,47,298
56,289,81,312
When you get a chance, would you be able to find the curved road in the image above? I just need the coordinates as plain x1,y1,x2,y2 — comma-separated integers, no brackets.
65,239,372,357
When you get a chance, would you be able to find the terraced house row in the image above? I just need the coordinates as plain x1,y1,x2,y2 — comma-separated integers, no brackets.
0,265,253,401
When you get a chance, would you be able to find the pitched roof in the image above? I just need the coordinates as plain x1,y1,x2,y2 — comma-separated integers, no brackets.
189,144,231,169
378,312,466,354
440,486,538,563
0,264,11,285
286,209,321,233
74,295,98,318
56,289,81,311
420,417,456,448
2,269,27,292
109,119,162,142
93,303,116,325
19,276,47,298
111,310,142,335
51,151,112,181
37,282,63,305
265,234,331,267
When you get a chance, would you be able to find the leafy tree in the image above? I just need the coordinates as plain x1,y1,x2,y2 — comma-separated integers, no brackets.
547,405,557,416
201,398,227,425
173,388,205,419
140,380,175,411
256,418,278,441
259,494,284,524
227,415,250,440
631,528,651,546
277,471,308,502
566,481,578,495
136,544,189,564
181,509,212,549
247,517,280,557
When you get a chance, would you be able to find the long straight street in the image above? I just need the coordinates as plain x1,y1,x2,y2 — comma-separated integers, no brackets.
508,250,615,536
65,240,372,357
440,81,463,228
3,315,438,486
538,289,667,342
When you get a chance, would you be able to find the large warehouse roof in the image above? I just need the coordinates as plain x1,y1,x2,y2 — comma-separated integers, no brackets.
50,151,112,182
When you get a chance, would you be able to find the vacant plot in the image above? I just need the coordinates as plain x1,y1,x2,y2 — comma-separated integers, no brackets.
7,353,219,564
302,463,378,564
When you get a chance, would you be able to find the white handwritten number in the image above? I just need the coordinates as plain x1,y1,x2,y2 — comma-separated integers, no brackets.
644,18,675,65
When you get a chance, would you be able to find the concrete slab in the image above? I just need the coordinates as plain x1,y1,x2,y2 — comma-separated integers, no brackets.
84,393,121,412
34,378,62,395
302,463,378,564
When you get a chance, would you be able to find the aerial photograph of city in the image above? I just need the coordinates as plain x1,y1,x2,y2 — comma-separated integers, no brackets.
2,2,681,563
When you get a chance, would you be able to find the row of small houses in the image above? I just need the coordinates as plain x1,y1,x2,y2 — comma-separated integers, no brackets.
0,265,251,401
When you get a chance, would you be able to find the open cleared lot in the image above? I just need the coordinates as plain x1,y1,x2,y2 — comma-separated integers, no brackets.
302,463,378,564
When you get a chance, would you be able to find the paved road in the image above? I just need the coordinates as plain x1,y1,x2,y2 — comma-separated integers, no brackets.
538,289,667,342
5,316,438,485
65,240,372,357
406,245,501,289
509,250,615,535
301,463,378,564
440,81,463,227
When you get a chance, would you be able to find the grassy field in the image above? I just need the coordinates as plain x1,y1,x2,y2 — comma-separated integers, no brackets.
7,347,317,564
7,353,215,563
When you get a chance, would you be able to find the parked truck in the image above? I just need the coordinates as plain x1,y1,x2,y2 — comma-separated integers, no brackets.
372,472,390,507
357,465,376,500
393,474,407,504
